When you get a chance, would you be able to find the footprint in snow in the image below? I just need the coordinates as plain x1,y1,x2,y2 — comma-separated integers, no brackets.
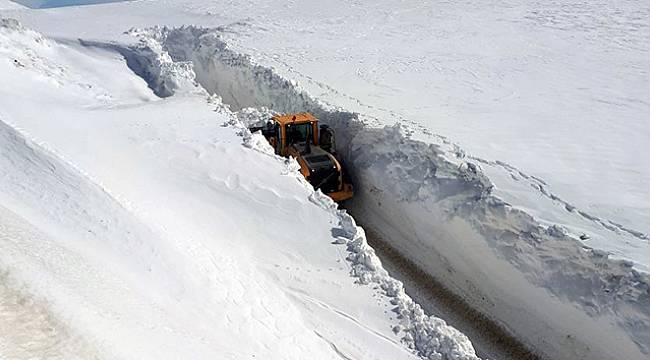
225,173,240,191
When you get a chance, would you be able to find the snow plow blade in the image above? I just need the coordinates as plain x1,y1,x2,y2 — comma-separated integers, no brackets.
328,182,354,202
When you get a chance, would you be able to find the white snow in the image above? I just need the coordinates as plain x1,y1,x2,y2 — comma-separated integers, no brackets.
0,1,23,9
0,18,478,360
2,1,649,359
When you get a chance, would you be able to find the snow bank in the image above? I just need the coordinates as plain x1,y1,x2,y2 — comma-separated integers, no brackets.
311,191,478,360
124,25,650,360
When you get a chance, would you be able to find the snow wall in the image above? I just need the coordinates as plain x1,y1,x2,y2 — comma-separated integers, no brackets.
122,26,650,360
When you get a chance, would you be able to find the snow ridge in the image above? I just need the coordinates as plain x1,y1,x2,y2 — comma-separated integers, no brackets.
470,156,649,241
326,197,480,360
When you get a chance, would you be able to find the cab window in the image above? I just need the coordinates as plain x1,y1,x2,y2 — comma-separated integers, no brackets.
285,123,313,144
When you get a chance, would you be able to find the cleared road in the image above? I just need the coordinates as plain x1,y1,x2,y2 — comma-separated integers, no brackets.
351,216,544,360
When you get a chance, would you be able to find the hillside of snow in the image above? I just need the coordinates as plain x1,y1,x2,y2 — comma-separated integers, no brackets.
0,18,479,360
1,1,648,360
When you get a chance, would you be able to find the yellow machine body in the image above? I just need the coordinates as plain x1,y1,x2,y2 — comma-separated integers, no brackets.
260,113,353,202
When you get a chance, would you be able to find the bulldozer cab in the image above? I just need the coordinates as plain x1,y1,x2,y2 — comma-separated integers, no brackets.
251,112,353,202
272,113,319,156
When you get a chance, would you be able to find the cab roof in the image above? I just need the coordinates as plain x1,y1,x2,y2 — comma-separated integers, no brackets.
272,112,318,125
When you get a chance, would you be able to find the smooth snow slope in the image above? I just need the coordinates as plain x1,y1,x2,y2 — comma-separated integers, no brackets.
0,18,478,360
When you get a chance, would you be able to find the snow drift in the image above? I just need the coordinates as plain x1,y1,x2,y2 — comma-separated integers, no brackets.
122,25,650,360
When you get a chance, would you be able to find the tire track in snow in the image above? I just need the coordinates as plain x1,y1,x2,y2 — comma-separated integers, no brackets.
313,330,354,360
286,287,402,349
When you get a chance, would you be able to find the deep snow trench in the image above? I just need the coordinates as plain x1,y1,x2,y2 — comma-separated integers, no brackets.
359,224,540,360
108,26,649,360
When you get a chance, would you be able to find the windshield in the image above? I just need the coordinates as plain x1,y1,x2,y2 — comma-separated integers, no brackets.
285,122,312,144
